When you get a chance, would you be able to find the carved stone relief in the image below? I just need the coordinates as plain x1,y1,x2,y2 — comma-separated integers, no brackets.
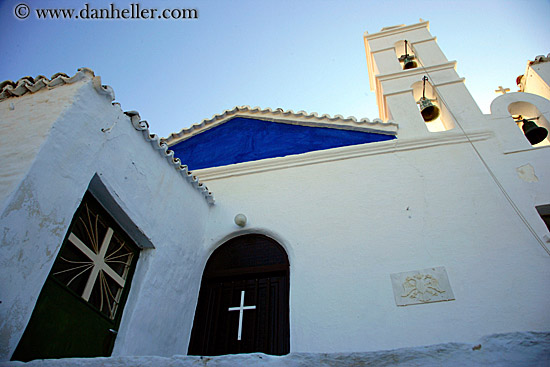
390,266,455,306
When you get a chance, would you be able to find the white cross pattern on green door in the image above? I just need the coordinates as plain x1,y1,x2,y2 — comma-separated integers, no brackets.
12,193,139,362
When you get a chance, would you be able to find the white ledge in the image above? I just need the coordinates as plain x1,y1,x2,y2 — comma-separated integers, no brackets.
382,78,466,98
375,61,458,83
504,145,550,155
194,130,494,181
370,36,436,54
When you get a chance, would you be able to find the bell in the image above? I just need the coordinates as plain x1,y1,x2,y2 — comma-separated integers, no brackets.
399,40,417,70
521,119,548,145
402,55,417,69
417,97,440,122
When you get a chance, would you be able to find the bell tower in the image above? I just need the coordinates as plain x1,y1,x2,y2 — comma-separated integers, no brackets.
364,21,485,138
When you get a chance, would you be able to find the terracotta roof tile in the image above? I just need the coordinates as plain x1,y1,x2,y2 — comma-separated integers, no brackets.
125,111,215,204
0,68,95,101
1,68,214,204
162,105,398,146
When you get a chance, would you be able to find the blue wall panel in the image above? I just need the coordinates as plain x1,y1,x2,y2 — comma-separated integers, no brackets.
170,117,395,170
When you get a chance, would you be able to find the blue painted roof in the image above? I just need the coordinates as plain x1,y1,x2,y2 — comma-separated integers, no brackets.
170,117,395,170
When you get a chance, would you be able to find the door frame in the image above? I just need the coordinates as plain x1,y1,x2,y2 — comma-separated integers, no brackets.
188,234,290,356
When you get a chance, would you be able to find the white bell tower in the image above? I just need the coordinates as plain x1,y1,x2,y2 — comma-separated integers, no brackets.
364,21,485,138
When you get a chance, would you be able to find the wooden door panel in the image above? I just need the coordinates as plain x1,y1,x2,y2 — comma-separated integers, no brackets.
11,279,115,361
189,273,288,356
188,234,290,356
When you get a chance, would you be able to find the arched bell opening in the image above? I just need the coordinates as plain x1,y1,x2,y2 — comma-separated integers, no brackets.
188,234,290,356
508,101,550,146
394,40,417,70
411,77,455,132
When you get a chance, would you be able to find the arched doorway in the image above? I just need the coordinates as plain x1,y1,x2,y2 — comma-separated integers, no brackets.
188,234,290,356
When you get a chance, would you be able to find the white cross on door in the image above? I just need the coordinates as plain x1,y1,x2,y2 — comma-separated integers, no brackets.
228,290,256,340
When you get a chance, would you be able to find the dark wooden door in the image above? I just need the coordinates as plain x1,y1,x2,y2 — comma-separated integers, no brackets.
188,234,290,356
12,193,139,362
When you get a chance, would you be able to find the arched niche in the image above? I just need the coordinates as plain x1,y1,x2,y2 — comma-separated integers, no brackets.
491,92,550,147
411,79,455,132
508,102,549,147
188,234,290,356
394,40,418,70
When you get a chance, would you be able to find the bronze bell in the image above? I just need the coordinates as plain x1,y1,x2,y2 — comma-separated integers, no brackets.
399,40,417,70
417,96,440,122
521,119,548,145
402,55,417,69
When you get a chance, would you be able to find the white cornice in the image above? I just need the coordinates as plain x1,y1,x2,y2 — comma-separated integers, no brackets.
370,37,437,54
364,21,429,41
375,61,458,83
412,36,437,45
382,78,466,98
193,130,493,181
504,145,550,155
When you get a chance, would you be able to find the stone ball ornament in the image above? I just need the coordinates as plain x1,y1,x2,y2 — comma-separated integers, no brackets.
234,214,247,227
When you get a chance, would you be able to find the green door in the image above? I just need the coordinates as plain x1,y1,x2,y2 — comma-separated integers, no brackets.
12,193,139,362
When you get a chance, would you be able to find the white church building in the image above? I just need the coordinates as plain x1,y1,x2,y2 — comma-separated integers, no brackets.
1,21,549,366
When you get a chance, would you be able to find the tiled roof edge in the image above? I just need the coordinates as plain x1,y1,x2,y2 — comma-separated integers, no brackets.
1,68,213,203
124,111,215,205
0,67,115,101
162,105,398,145
528,53,550,66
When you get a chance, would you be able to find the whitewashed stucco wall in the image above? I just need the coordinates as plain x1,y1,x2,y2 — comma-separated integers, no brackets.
0,79,85,211
2,23,550,361
523,61,550,101
196,122,550,353
0,75,212,360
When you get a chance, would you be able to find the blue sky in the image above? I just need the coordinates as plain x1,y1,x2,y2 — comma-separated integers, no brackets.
1,0,549,138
